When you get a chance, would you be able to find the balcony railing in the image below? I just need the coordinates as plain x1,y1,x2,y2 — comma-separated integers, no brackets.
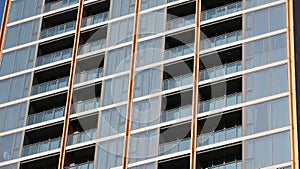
197,126,242,147
159,137,190,156
70,97,100,114
22,137,61,156
200,31,242,50
31,76,69,95
161,104,192,123
40,20,76,39
81,11,109,27
163,73,193,91
27,97,100,126
199,61,242,81
78,39,106,55
44,0,78,12
164,43,194,60
198,92,242,113
206,161,242,169
166,14,195,31
201,1,242,21
65,161,94,169
36,48,73,66
27,106,65,125
67,129,97,145
74,68,103,84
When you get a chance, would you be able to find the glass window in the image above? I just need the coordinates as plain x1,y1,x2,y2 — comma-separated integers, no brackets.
129,130,158,163
270,4,286,32
0,73,31,104
0,46,36,76
100,105,126,138
4,19,40,49
141,0,164,10
245,65,288,101
0,132,22,162
245,131,291,168
111,0,135,18
245,4,286,38
245,97,289,135
102,75,129,106
132,97,160,130
245,33,287,69
109,17,134,46
139,10,165,38
97,137,124,169
253,8,268,36
136,38,163,67
0,163,18,169
134,68,161,98
106,45,131,75
8,0,42,23
0,102,27,132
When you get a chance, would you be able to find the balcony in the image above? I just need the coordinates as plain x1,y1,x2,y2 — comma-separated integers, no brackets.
198,92,242,113
201,1,242,21
22,137,61,156
27,106,65,125
199,61,242,81
70,97,100,114
164,43,194,60
197,126,242,147
40,20,76,39
31,76,69,95
81,11,109,27
206,161,242,169
74,68,103,84
78,39,106,55
22,129,96,157
161,104,192,123
27,97,100,125
159,137,190,156
200,30,242,50
163,73,193,91
36,48,73,66
162,61,242,91
166,14,195,31
44,0,78,12
67,129,97,145
64,161,94,169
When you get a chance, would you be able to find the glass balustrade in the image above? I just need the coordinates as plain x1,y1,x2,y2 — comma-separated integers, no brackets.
36,48,73,66
31,76,69,95
159,137,190,156
74,68,103,84
40,20,76,39
81,11,109,27
199,61,242,81
164,43,194,60
166,14,195,30
65,161,94,169
201,1,242,21
27,106,65,125
198,92,242,113
70,97,100,114
22,137,61,156
200,31,242,50
206,161,242,169
27,98,100,126
163,73,193,91
197,126,242,147
67,129,97,145
161,105,192,123
78,39,106,55
44,0,79,12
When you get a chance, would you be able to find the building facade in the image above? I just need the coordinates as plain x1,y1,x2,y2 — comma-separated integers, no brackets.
0,0,298,169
